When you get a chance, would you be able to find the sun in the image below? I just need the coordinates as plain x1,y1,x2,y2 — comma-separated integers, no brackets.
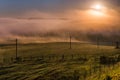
94,4,102,10
91,4,103,11
89,3,106,16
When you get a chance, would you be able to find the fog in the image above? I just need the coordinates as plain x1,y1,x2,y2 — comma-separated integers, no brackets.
0,8,120,43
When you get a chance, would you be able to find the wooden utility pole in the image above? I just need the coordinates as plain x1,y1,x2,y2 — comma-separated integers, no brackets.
69,35,72,49
97,36,99,48
16,39,18,59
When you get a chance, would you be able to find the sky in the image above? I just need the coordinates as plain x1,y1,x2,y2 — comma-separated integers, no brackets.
0,0,120,16
0,0,119,17
0,0,120,42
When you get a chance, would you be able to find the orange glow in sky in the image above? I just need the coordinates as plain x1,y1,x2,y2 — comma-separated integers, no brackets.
89,3,107,17
91,4,103,11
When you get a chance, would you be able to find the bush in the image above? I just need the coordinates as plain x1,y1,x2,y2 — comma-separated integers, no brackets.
104,75,112,80
100,56,117,65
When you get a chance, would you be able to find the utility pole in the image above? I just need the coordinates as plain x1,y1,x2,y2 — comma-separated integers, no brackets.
16,39,18,59
97,36,99,48
69,35,72,49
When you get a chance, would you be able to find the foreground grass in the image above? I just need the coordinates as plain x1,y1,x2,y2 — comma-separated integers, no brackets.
0,42,120,80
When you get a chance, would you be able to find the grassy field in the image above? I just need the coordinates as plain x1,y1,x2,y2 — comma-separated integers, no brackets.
0,42,120,80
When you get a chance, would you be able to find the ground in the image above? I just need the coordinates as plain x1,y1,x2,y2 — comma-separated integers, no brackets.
0,42,120,80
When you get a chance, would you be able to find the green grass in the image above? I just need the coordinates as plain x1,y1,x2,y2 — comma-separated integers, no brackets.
0,42,120,80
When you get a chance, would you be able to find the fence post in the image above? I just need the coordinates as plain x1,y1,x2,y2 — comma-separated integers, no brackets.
89,64,92,76
49,55,51,60
98,65,101,79
41,55,44,60
115,41,119,49
71,54,74,60
62,55,64,60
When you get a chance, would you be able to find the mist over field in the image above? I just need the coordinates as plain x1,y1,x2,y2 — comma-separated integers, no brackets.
0,0,120,42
